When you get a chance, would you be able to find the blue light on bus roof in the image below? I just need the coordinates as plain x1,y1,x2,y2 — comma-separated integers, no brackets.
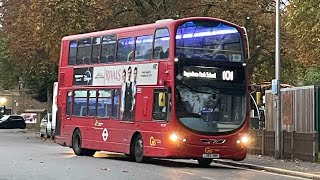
176,21,238,39
178,29,238,39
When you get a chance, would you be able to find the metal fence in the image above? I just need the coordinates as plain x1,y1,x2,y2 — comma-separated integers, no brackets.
249,129,318,162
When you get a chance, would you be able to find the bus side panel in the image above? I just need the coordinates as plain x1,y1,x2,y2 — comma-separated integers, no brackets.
134,87,153,122
141,121,169,157
81,87,155,154
136,87,171,157
81,121,132,154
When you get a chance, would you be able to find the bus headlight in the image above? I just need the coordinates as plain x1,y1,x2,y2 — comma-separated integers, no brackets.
241,136,249,144
169,133,178,142
237,134,250,145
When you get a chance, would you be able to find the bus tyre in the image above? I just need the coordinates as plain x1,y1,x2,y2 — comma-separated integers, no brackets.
72,129,96,156
134,135,145,163
197,158,212,167
72,129,84,156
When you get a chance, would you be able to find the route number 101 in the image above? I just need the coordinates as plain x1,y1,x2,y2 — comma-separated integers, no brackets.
222,71,234,81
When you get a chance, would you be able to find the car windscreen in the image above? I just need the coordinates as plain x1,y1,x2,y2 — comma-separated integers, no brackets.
10,116,25,121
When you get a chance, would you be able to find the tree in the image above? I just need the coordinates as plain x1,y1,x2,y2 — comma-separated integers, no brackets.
283,0,320,85
0,0,297,102
0,0,112,101
286,0,320,66
0,38,20,90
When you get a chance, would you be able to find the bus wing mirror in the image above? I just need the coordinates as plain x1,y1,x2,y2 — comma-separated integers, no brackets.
241,26,250,60
158,93,166,107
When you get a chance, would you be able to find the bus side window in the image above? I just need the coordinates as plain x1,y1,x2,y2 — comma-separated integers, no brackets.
101,35,116,63
88,90,97,117
66,91,72,116
97,89,112,119
135,35,153,61
68,41,77,65
91,37,101,64
112,89,120,118
153,28,170,60
73,90,88,117
117,37,135,62
77,38,92,65
152,89,169,121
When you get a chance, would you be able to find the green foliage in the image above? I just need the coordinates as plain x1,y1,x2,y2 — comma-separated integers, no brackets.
284,0,320,86
298,67,320,86
0,39,20,90
286,0,320,64
0,0,310,102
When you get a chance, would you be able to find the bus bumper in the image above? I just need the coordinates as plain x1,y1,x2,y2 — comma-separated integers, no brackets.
54,135,68,147
145,143,247,160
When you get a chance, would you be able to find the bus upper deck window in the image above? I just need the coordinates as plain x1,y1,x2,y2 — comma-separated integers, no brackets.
91,37,101,64
153,28,169,60
117,37,135,62
101,35,116,63
68,40,77,65
76,38,92,65
135,35,153,61
175,21,243,62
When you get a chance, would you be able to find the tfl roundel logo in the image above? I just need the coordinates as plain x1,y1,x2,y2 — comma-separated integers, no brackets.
102,128,109,141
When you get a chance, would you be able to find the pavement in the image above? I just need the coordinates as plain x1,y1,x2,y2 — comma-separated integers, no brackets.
213,155,320,179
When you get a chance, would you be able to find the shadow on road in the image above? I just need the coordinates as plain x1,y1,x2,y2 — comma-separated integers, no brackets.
91,151,240,170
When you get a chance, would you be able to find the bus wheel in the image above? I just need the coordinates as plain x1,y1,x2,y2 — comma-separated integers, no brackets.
197,158,212,167
134,135,145,163
72,129,86,156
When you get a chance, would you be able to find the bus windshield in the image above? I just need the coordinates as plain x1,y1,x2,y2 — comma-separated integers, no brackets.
176,20,243,62
175,80,246,134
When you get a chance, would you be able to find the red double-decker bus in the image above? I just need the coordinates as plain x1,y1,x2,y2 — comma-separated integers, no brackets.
54,17,250,167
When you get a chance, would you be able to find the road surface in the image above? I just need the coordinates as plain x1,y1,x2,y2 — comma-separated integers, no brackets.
0,129,308,180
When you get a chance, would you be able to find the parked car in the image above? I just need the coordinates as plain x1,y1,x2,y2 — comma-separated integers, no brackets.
0,115,26,129
40,113,52,138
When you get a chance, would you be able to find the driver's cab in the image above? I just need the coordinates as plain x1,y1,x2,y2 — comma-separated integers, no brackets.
200,93,222,123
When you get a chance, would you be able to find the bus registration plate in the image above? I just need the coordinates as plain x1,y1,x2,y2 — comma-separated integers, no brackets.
202,154,219,159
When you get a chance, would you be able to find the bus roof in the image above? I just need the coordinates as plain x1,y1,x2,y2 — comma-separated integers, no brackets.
62,17,240,41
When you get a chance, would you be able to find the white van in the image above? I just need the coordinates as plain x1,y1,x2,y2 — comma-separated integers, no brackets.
40,113,53,138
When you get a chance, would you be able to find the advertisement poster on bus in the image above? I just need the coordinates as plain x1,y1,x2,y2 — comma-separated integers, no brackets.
20,113,37,123
73,67,93,86
92,63,159,86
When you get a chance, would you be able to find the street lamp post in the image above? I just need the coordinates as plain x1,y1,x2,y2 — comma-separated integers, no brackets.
274,0,282,159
